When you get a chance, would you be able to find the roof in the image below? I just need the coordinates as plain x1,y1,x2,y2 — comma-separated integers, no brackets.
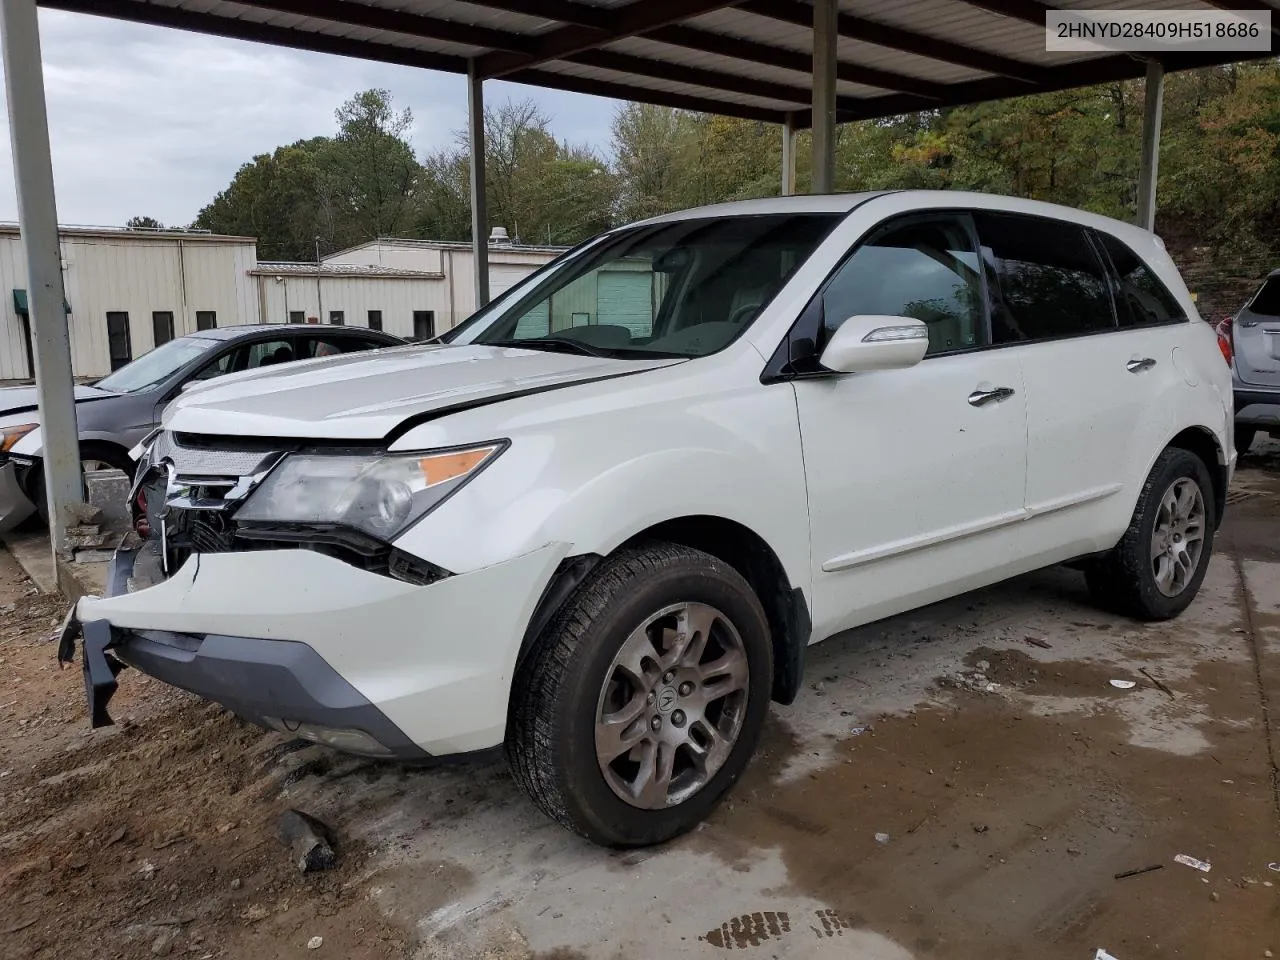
188,323,402,341
634,189,1168,242
39,0,1279,126
322,237,569,260
0,222,255,243
252,262,446,279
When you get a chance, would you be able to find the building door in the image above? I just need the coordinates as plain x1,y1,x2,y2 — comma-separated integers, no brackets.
597,271,653,338
413,310,435,340
106,312,132,370
152,311,175,346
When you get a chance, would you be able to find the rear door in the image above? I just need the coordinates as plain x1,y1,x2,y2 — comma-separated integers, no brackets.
976,212,1181,550
1234,274,1280,386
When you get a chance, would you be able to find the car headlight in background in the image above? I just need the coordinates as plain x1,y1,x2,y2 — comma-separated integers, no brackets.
0,423,36,454
235,442,506,540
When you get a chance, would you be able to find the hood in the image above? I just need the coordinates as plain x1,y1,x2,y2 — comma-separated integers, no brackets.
165,343,683,440
0,383,115,421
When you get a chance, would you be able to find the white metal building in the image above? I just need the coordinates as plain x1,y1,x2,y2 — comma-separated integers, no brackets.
0,225,258,380
255,236,564,342
0,227,563,380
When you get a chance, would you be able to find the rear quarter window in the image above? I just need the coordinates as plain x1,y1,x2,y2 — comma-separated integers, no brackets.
1094,231,1187,327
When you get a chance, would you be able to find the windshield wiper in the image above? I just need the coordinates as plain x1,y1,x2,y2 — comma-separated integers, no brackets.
486,337,611,358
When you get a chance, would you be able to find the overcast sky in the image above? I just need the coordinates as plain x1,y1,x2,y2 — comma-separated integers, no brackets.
0,9,619,228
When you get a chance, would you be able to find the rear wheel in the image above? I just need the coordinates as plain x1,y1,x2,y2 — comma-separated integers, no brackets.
1236,424,1258,455
1085,448,1215,621
506,542,773,847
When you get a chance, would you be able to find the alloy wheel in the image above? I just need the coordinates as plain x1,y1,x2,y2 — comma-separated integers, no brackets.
1150,477,1206,597
594,601,750,809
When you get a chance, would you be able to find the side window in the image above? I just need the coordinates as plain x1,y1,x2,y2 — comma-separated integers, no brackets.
196,311,217,331
975,213,1114,343
329,310,345,326
413,310,435,340
367,310,383,331
304,336,378,358
822,214,985,357
1095,231,1186,327
288,310,305,324
245,339,297,368
191,348,239,382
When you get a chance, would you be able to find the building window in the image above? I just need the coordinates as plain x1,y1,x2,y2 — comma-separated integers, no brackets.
289,310,305,324
106,312,132,370
413,310,435,340
152,311,175,346
330,310,345,326
196,311,217,330
367,310,383,331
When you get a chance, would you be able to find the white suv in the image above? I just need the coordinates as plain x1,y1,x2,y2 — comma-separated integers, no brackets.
64,191,1234,847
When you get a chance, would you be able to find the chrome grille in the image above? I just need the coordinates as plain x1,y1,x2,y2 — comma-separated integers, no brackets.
151,431,276,479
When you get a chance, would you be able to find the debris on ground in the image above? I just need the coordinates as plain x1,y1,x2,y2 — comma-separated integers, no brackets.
1109,679,1136,690
308,936,325,950
1139,667,1177,699
874,832,890,844
1024,636,1052,649
1114,864,1164,880
1095,949,1121,960
277,809,337,873
1174,854,1212,873
849,725,869,736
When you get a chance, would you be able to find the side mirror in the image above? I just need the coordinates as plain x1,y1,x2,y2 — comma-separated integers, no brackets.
819,315,929,374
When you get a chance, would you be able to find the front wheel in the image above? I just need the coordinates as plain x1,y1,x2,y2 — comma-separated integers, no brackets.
1085,448,1216,621
506,543,773,847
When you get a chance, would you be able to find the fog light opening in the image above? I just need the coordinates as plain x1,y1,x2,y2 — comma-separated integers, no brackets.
263,717,393,758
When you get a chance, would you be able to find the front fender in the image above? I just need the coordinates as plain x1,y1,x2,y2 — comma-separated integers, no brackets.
395,376,812,597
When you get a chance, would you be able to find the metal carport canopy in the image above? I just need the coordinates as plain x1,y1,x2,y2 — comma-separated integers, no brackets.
36,0,1280,124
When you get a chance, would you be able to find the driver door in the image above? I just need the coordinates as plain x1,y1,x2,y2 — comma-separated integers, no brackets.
794,212,1029,638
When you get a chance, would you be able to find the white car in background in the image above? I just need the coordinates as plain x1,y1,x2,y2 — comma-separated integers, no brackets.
64,191,1234,848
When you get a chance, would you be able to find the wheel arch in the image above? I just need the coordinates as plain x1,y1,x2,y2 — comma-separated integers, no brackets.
515,515,810,707
1165,425,1227,528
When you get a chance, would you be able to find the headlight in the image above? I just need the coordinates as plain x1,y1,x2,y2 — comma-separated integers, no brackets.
0,423,36,454
235,442,505,540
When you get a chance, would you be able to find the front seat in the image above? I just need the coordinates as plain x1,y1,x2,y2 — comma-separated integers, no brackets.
259,346,294,367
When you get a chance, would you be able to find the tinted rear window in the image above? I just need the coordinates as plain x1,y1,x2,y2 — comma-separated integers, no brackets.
975,212,1115,344
1095,232,1186,327
1249,277,1280,316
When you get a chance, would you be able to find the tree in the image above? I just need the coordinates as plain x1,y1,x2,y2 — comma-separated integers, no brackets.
323,89,419,246
125,215,164,230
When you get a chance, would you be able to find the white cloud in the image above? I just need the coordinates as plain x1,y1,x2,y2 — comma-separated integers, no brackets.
0,9,618,228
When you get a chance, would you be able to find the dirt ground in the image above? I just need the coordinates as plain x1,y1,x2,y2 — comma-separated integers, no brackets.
3,445,1279,960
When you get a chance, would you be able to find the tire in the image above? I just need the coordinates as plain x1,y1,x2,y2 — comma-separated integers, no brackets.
1235,424,1257,455
1085,448,1216,621
506,542,773,847
32,443,136,524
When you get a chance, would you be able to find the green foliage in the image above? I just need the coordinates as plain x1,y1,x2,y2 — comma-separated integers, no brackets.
193,65,1280,293
125,215,164,230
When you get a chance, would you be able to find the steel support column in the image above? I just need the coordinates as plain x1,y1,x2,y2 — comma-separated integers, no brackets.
468,58,490,308
0,0,79,559
781,111,797,196
810,0,838,193
1136,58,1164,232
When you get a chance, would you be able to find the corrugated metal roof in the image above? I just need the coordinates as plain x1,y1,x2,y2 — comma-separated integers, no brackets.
39,0,1276,126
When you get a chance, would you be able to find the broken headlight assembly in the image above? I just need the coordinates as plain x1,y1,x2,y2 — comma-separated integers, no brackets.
235,441,506,541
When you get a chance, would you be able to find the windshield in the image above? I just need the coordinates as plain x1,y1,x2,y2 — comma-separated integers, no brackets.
96,336,218,393
451,214,838,358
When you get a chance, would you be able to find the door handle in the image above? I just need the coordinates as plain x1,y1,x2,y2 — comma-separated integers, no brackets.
1126,357,1157,373
968,386,1015,407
